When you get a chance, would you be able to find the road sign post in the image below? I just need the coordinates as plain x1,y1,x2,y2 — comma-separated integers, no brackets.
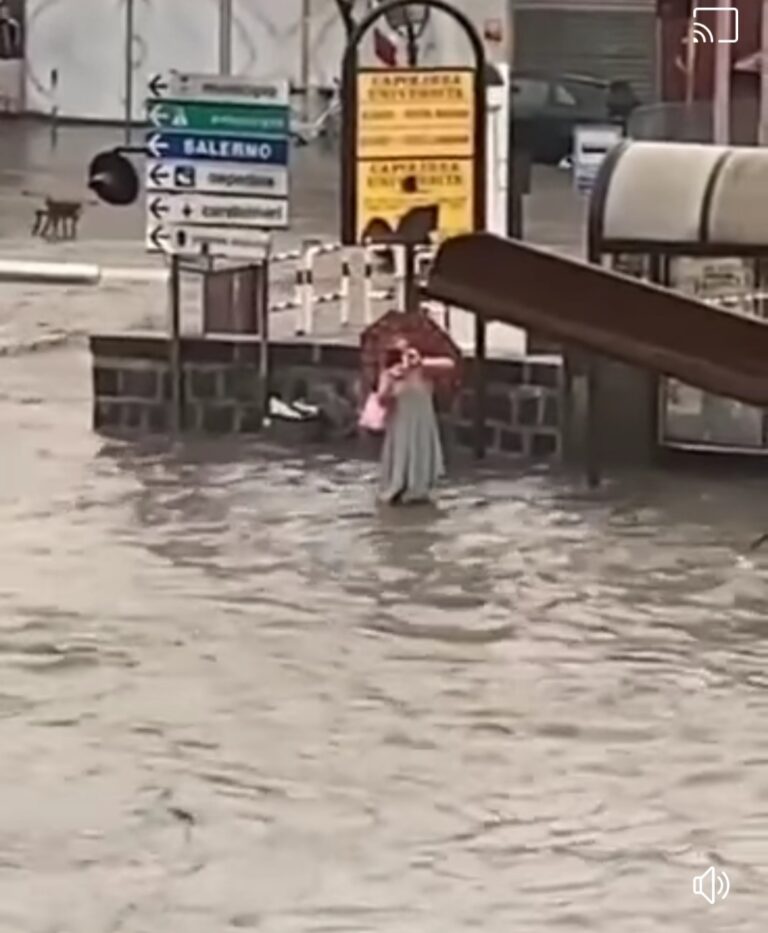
340,0,488,458
143,73,290,256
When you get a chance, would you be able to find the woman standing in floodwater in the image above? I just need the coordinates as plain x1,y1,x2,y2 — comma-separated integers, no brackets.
375,337,455,505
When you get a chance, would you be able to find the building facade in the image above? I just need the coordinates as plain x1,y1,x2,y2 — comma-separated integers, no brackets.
657,0,762,144
510,0,659,101
6,0,510,123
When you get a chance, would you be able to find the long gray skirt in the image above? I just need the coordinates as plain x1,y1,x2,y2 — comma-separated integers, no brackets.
379,382,445,504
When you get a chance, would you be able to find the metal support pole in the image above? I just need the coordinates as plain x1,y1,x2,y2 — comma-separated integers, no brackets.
124,0,134,144
406,22,419,66
258,251,270,428
219,0,233,75
168,255,183,433
473,315,487,460
713,0,731,144
585,358,600,488
301,0,312,120
403,243,419,314
760,0,768,145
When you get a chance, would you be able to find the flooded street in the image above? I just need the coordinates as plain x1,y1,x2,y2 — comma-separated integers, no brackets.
2,350,768,932
2,121,768,931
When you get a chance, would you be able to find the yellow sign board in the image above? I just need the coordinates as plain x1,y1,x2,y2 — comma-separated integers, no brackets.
357,158,474,242
356,69,475,159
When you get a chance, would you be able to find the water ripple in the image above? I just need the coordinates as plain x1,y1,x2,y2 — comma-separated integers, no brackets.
2,352,768,930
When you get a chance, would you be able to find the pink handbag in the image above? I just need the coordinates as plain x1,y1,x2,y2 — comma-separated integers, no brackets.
358,391,388,432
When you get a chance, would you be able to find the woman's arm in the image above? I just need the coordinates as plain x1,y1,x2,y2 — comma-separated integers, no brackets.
420,355,456,375
376,366,402,401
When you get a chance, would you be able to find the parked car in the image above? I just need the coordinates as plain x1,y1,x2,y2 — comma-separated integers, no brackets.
509,71,640,164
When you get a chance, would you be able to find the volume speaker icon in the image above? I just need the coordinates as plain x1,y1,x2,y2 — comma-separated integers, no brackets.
693,866,730,905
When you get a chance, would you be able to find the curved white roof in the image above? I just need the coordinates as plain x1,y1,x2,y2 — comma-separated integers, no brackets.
597,141,768,249
707,148,768,245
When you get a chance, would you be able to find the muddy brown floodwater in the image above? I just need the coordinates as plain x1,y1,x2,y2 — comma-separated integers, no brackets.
1,118,766,933
1,345,768,933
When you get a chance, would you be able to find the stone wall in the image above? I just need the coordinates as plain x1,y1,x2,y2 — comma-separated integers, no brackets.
91,334,266,436
454,357,562,459
90,333,563,460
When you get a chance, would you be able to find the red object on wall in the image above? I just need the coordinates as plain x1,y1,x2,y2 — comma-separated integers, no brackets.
658,0,760,102
657,0,761,141
373,26,398,67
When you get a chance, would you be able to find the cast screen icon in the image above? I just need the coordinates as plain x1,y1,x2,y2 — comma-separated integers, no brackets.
693,866,730,905
693,7,738,44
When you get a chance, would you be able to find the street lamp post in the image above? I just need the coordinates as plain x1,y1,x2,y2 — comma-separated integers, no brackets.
123,0,134,144
301,0,311,120
219,0,233,75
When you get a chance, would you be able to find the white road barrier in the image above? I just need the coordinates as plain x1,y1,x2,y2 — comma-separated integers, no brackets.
0,260,101,285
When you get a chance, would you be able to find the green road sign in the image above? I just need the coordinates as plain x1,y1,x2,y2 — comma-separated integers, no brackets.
146,99,289,135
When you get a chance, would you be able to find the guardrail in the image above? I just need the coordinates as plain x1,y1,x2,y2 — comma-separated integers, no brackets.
271,239,438,335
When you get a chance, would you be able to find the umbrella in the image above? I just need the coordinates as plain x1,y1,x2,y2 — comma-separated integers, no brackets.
360,309,463,398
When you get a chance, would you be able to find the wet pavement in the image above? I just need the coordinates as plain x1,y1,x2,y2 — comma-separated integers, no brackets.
2,120,768,932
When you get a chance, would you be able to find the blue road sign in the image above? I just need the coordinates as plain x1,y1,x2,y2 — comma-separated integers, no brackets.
145,131,289,166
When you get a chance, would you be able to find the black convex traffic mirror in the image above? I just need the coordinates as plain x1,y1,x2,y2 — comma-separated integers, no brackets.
87,150,139,206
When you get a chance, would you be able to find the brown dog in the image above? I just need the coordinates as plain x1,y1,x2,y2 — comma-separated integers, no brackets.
31,198,82,240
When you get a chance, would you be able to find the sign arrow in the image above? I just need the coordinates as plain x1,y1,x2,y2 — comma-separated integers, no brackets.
149,163,169,186
149,226,169,251
147,74,169,98
148,103,172,127
149,196,169,220
146,133,170,159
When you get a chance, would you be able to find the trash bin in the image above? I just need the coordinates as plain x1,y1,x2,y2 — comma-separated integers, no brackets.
202,262,267,334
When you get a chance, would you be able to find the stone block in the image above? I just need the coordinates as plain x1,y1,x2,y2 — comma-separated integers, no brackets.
120,367,159,399
487,391,513,424
454,424,496,450
224,367,259,402
123,403,144,430
162,370,186,401
530,432,559,459
93,367,119,397
487,359,524,385
189,368,220,400
147,404,169,434
269,342,315,368
527,362,561,389
317,344,358,370
499,429,524,454
517,395,540,427
182,337,235,364
238,405,264,433
91,334,168,361
184,404,200,431
459,391,475,420
201,404,236,434
542,395,560,428
94,400,123,430
230,342,261,365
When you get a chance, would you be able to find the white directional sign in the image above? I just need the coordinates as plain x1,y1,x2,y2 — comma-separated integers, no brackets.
144,72,290,254
159,224,273,260
146,160,289,198
146,192,288,228
147,73,290,107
